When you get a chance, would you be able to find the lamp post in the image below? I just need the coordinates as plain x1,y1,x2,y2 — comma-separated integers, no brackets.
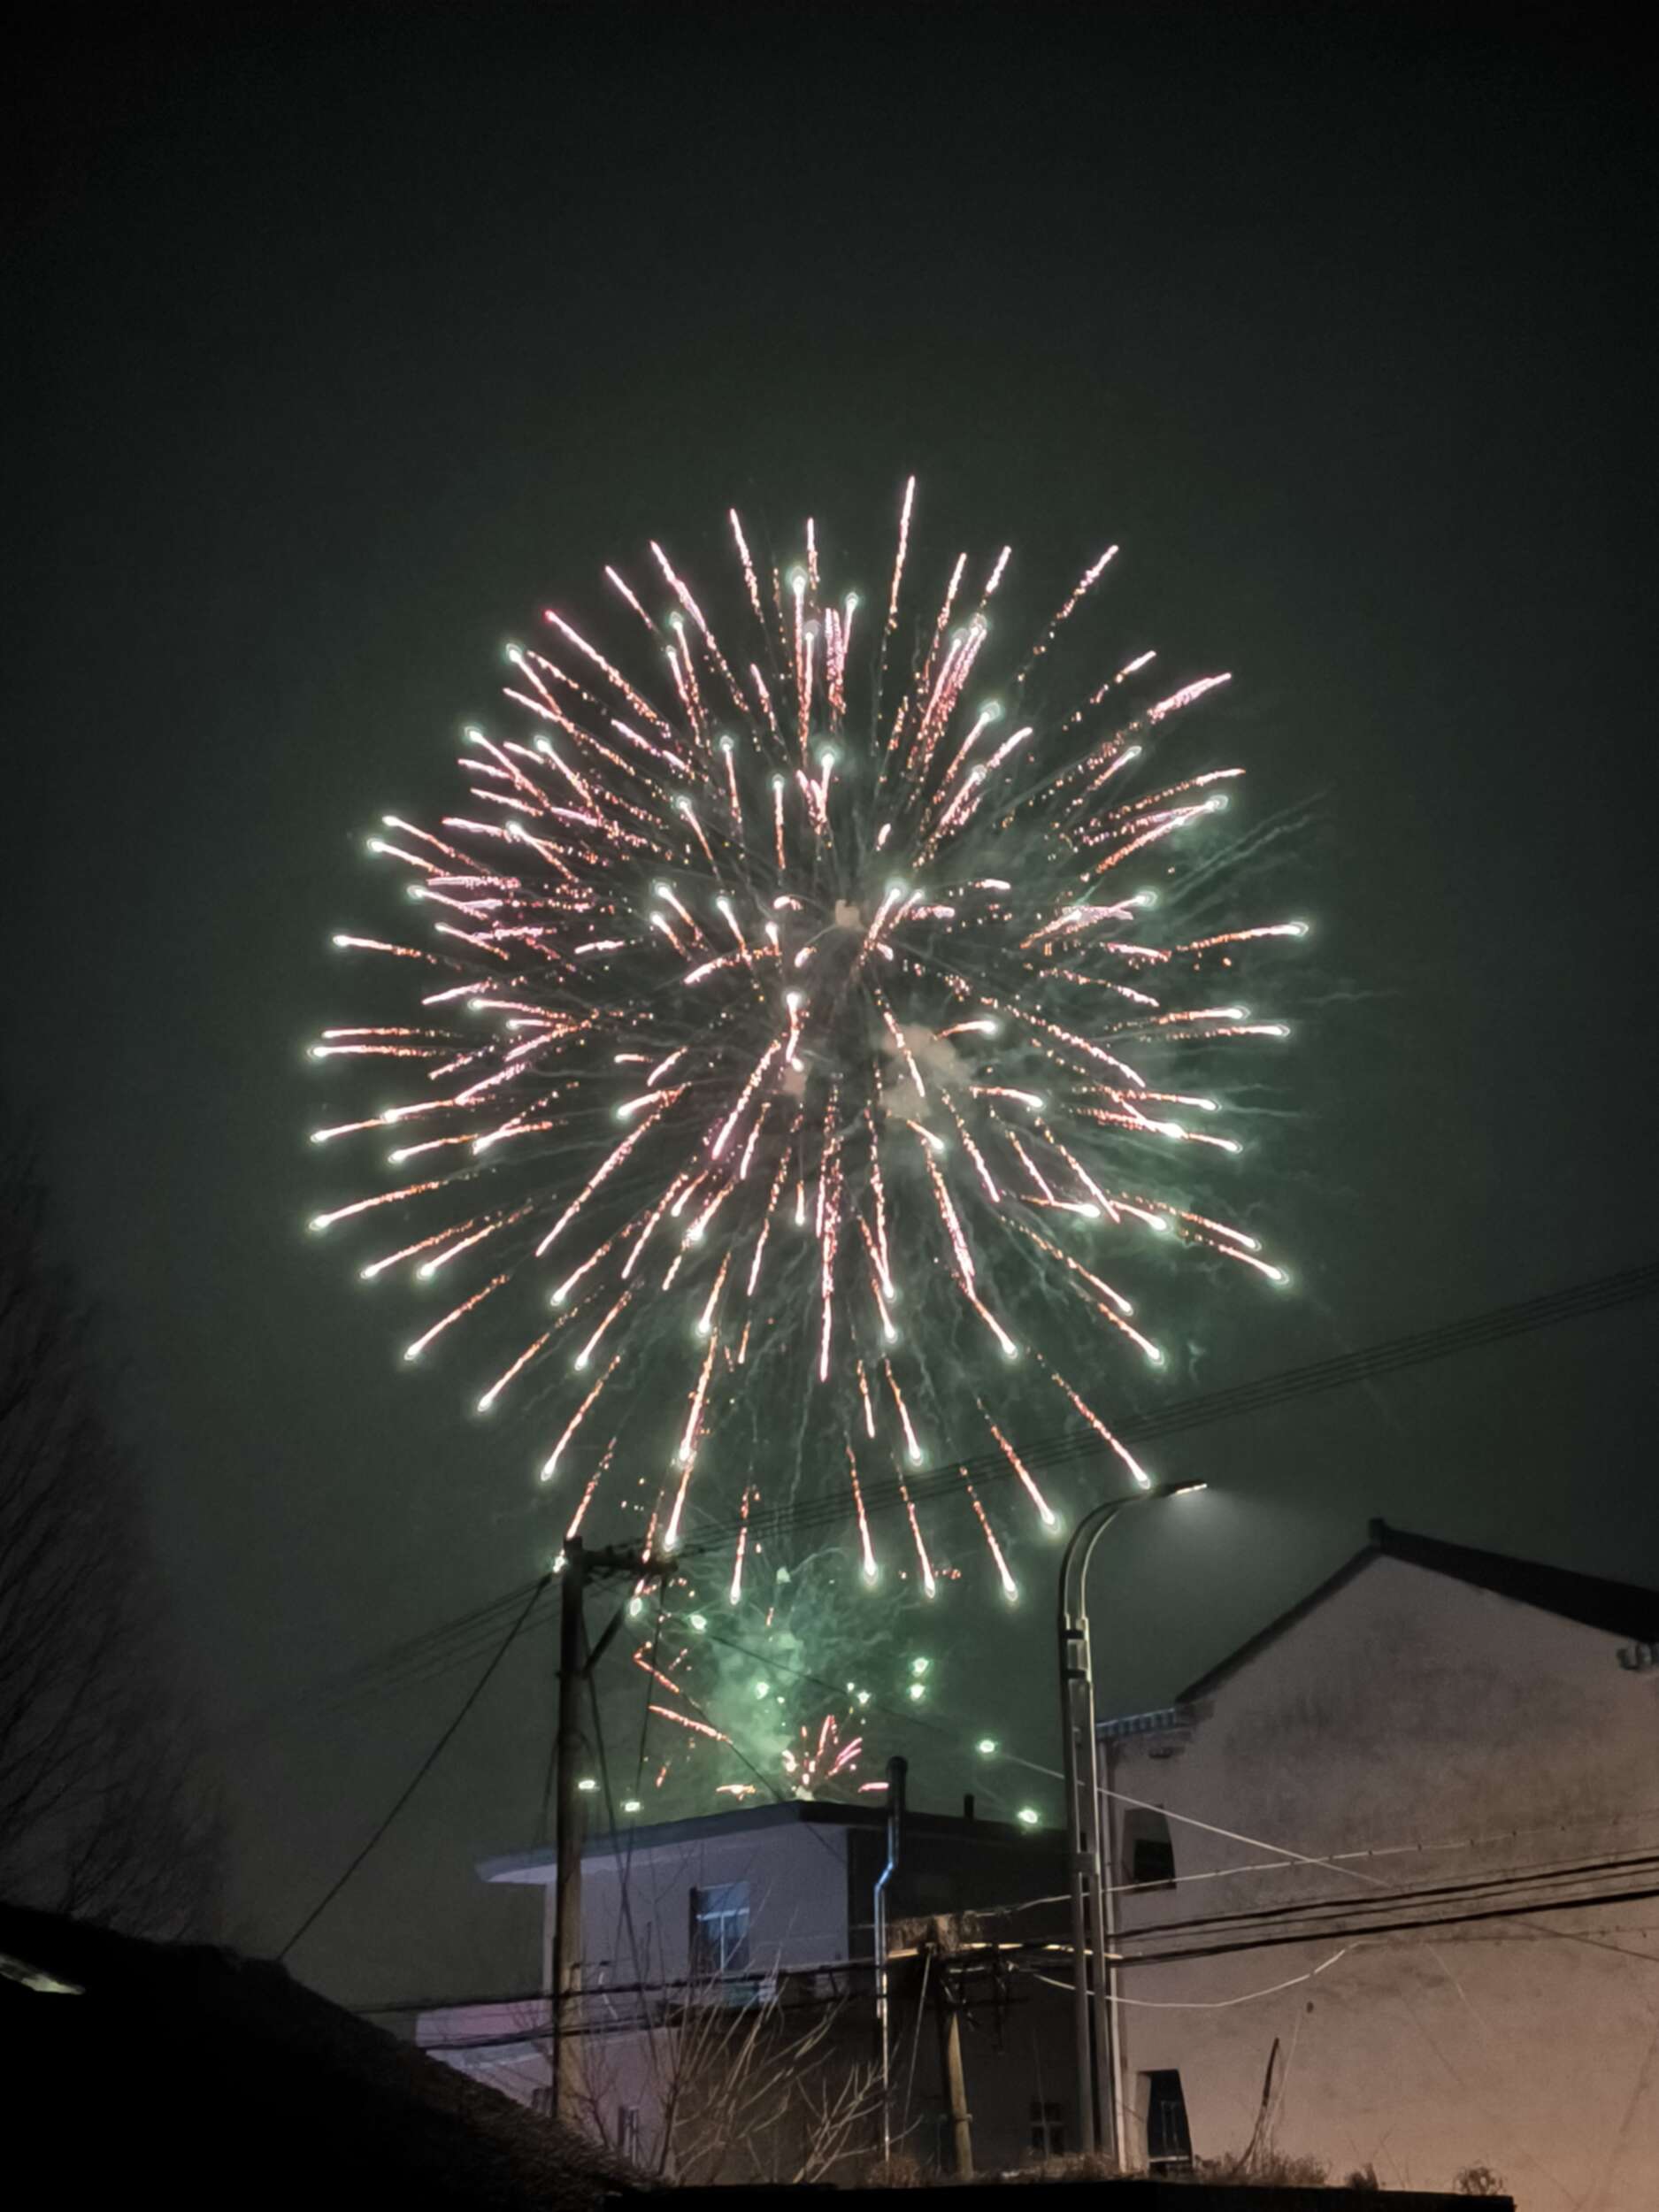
1057,1481,1205,2163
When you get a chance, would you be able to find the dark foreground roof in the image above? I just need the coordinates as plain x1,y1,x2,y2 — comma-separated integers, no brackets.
0,1900,625,2211
1174,1519,1659,1703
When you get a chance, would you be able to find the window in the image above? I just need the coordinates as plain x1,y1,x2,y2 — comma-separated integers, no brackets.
1122,1806,1175,1888
690,1880,751,1979
1029,2100,1066,2157
615,2106,641,2162
1143,2070,1194,2171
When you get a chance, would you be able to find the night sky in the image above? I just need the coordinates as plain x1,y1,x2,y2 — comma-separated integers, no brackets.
10,6,1654,2010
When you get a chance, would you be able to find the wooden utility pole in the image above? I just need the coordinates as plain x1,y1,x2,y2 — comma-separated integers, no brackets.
933,1955,973,2177
548,1538,670,2129
550,1539,589,2125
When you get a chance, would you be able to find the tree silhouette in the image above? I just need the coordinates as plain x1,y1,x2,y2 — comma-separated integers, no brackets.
0,1109,221,1933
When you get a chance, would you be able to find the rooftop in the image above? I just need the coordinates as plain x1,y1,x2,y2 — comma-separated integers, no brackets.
482,1793,1051,1885
1171,1517,1659,1706
0,1899,624,2210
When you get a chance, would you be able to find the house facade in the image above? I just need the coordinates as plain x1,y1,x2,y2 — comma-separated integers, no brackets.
1099,1521,1659,2208
422,1793,1079,2179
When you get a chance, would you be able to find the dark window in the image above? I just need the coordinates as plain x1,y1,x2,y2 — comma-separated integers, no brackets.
1144,2070,1194,2170
1122,1806,1176,1887
690,1880,751,1978
1029,2100,1066,2156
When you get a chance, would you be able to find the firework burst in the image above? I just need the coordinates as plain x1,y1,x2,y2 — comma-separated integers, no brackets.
620,1548,906,1804
308,485,1302,1599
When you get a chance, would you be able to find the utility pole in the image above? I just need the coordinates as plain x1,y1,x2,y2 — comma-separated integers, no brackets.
1056,1481,1205,2163
1058,1518,1110,2160
874,1754,906,2163
548,1537,670,2130
550,1539,589,2126
933,1950,973,2177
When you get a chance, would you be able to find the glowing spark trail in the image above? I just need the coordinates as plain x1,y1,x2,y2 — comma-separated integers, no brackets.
310,483,1302,1599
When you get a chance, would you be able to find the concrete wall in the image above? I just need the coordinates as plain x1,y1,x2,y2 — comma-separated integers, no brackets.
580,1814,854,1996
1104,1555,1659,2208
550,1817,859,2177
886,1954,1079,2174
572,1816,1081,2178
436,1811,1083,2177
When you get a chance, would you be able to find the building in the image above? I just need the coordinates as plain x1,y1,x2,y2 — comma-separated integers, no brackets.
1,1899,624,2212
1099,1520,1659,2208
424,1786,1081,2179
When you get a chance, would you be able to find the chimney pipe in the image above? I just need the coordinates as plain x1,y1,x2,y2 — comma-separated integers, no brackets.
963,1792,976,1822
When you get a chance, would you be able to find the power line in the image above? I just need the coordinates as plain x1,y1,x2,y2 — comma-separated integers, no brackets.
679,1257,1659,1555
226,1577,550,1746
964,1798,1659,1916
1099,1847,1659,1952
238,1260,1657,1747
627,1612,1659,1982
1121,1880,1659,1970
277,1573,549,1962
319,1594,554,1708
613,1603,1659,1947
257,1261,1659,2036
366,1866,1659,2030
485,1601,1659,1962
585,1619,664,2078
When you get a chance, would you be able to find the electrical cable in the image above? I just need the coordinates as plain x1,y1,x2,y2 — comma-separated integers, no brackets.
1118,1881,1659,1969
594,1583,673,2070
642,1605,1658,1953
233,1261,1659,1749
971,1887,1659,1971
588,1633,663,2066
632,1616,1659,1990
372,1868,1659,2034
957,1797,1659,1921
276,1573,549,1962
1016,1947,1353,2009
1104,1848,1659,1949
226,1578,553,1747
316,1602,557,1722
675,1257,1659,1557
620,1607,1659,1987
533,1689,559,1857
257,1260,1659,1996
956,1839,1659,1943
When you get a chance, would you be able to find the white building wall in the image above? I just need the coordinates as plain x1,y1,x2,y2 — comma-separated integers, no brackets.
415,1997,551,2109
419,1823,854,2145
574,1818,857,2174
1105,1555,1659,2208
436,1812,1082,2177
431,1820,860,2172
578,1816,854,1997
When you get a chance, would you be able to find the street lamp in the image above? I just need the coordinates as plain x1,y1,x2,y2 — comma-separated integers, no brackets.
1057,1480,1207,2164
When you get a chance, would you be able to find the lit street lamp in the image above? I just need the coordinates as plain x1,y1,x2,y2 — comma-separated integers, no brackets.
1057,1480,1207,2163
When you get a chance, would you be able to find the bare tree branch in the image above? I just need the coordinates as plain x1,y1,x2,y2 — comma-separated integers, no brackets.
0,1107,223,1935
575,1969,885,2185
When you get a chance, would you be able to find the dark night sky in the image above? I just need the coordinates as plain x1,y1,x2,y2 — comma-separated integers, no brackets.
9,4,1655,2008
